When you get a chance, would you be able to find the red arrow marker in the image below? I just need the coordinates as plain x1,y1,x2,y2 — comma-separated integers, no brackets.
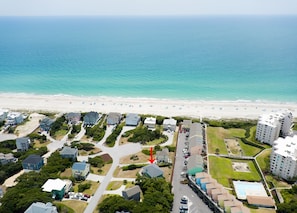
149,147,155,164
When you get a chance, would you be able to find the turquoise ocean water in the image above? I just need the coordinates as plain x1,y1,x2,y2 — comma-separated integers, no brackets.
0,16,296,102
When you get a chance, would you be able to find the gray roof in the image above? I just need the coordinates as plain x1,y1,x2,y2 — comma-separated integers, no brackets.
25,202,58,213
65,112,81,120
16,137,30,148
84,111,99,124
187,154,204,170
125,113,140,126
107,112,121,124
142,164,163,178
40,117,54,126
23,154,43,164
60,146,78,156
156,148,169,158
123,185,141,197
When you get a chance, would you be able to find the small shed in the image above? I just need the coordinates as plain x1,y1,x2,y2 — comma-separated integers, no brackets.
122,185,142,201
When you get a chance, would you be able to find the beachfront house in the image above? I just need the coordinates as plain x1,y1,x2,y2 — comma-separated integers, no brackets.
122,185,142,201
163,118,177,132
0,153,17,165
142,164,163,178
107,112,122,125
40,117,54,132
16,137,30,152
125,113,140,126
6,112,24,125
156,148,170,163
42,178,72,200
83,111,100,126
25,202,58,213
72,162,90,180
0,109,8,122
144,117,156,129
22,154,44,171
65,112,81,125
60,146,78,161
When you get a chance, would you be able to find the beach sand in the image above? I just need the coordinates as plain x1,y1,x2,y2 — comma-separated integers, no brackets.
0,93,296,120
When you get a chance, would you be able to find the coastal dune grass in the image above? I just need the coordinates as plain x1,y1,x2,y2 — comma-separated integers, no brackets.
209,156,262,188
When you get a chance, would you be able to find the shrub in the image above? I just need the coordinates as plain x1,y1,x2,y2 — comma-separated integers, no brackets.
78,182,91,192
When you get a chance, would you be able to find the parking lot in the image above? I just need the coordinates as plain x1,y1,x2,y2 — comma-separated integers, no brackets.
171,130,212,213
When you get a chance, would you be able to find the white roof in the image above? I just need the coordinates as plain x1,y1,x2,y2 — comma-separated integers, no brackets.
144,117,156,124
42,178,66,192
0,109,9,115
258,110,292,126
163,118,177,126
7,112,22,118
273,135,297,160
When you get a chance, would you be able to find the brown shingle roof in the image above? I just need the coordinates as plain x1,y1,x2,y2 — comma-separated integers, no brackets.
246,196,275,207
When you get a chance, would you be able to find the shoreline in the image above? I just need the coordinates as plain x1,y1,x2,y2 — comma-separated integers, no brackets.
0,93,296,120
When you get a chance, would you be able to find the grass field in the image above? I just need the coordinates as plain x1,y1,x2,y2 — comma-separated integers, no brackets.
107,181,122,190
73,180,99,195
207,127,245,154
56,200,87,213
239,139,262,156
256,149,271,171
209,156,262,188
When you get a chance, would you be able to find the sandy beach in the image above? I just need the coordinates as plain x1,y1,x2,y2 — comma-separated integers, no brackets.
0,93,296,120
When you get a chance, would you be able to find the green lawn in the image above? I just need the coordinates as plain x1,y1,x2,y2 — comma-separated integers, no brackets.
256,149,271,171
239,139,262,156
209,156,262,188
107,181,122,190
207,127,245,154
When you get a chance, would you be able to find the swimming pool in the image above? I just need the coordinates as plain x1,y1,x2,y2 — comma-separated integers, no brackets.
233,181,267,200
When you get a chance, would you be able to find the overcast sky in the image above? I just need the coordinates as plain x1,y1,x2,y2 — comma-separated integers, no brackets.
0,0,296,16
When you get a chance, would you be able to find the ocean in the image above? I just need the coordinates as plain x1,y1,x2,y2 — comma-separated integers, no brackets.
0,16,296,102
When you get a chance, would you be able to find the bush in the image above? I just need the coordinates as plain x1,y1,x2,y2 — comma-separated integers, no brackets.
78,182,91,192
122,164,145,171
105,124,124,147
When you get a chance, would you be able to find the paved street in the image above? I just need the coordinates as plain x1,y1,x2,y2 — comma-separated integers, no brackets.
171,131,212,213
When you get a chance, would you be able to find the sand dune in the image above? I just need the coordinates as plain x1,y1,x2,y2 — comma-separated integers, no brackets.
0,93,296,120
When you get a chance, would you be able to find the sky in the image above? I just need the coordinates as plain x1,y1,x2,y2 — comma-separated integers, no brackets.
0,0,296,16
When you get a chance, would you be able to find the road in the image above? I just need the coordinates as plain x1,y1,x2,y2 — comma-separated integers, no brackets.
83,125,141,213
171,131,212,213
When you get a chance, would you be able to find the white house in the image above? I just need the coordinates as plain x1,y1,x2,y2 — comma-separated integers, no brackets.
0,109,8,122
6,112,24,125
163,118,177,132
270,135,297,180
144,117,156,129
256,111,293,145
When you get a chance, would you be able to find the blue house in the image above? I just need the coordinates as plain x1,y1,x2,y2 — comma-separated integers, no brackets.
40,117,54,132
22,154,44,171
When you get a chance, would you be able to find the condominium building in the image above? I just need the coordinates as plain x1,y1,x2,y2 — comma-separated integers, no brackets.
256,111,293,145
270,135,297,180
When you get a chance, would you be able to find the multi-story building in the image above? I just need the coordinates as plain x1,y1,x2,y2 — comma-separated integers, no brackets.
256,111,293,145
270,135,297,180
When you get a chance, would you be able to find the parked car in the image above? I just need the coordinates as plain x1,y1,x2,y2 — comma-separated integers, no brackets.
181,196,188,204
